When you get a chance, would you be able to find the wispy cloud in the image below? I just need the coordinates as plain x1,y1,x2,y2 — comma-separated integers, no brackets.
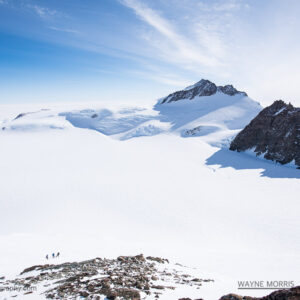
2,0,300,105
129,68,192,88
212,0,244,12
120,0,222,70
48,26,79,35
28,4,60,19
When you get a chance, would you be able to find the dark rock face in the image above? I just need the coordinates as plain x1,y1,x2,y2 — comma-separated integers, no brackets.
219,286,300,300
230,100,300,167
217,85,243,96
161,79,247,104
261,286,300,300
219,293,255,300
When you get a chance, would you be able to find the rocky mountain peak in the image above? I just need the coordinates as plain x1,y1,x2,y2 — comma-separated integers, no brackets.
161,79,247,104
230,100,300,167
185,79,216,91
217,84,241,96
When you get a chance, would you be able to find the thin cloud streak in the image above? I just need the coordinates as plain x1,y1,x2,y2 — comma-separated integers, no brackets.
30,5,58,18
129,69,192,88
120,0,222,68
48,26,80,35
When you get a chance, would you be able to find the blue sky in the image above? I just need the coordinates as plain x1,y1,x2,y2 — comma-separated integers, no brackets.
0,0,300,105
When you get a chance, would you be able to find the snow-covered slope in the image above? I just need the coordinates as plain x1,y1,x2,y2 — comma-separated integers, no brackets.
155,91,261,147
1,80,262,147
0,82,299,300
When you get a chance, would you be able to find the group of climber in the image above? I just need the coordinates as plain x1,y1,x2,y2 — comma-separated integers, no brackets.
46,252,60,260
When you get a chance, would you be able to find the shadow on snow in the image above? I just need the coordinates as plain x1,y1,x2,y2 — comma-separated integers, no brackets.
206,148,300,179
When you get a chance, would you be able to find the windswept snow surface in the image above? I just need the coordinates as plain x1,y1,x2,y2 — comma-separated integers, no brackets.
0,99,299,300
54,93,261,144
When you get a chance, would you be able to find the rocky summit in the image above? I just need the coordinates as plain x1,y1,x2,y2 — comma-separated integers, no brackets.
160,79,247,104
230,100,300,167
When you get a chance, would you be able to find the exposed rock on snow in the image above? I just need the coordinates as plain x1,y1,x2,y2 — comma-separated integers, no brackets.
219,286,300,300
2,254,298,300
14,113,27,120
160,79,247,104
13,109,50,120
182,125,220,137
0,254,213,299
230,100,300,167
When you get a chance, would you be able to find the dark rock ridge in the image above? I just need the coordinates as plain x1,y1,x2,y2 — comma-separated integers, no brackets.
161,79,247,104
14,113,27,120
230,100,300,167
219,286,300,300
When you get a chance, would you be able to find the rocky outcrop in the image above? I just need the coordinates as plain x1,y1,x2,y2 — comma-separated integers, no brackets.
219,286,300,300
20,264,53,275
230,100,300,167
0,254,213,299
161,79,247,104
1,254,298,300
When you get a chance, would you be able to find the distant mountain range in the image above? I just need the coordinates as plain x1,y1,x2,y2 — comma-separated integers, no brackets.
2,78,299,168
